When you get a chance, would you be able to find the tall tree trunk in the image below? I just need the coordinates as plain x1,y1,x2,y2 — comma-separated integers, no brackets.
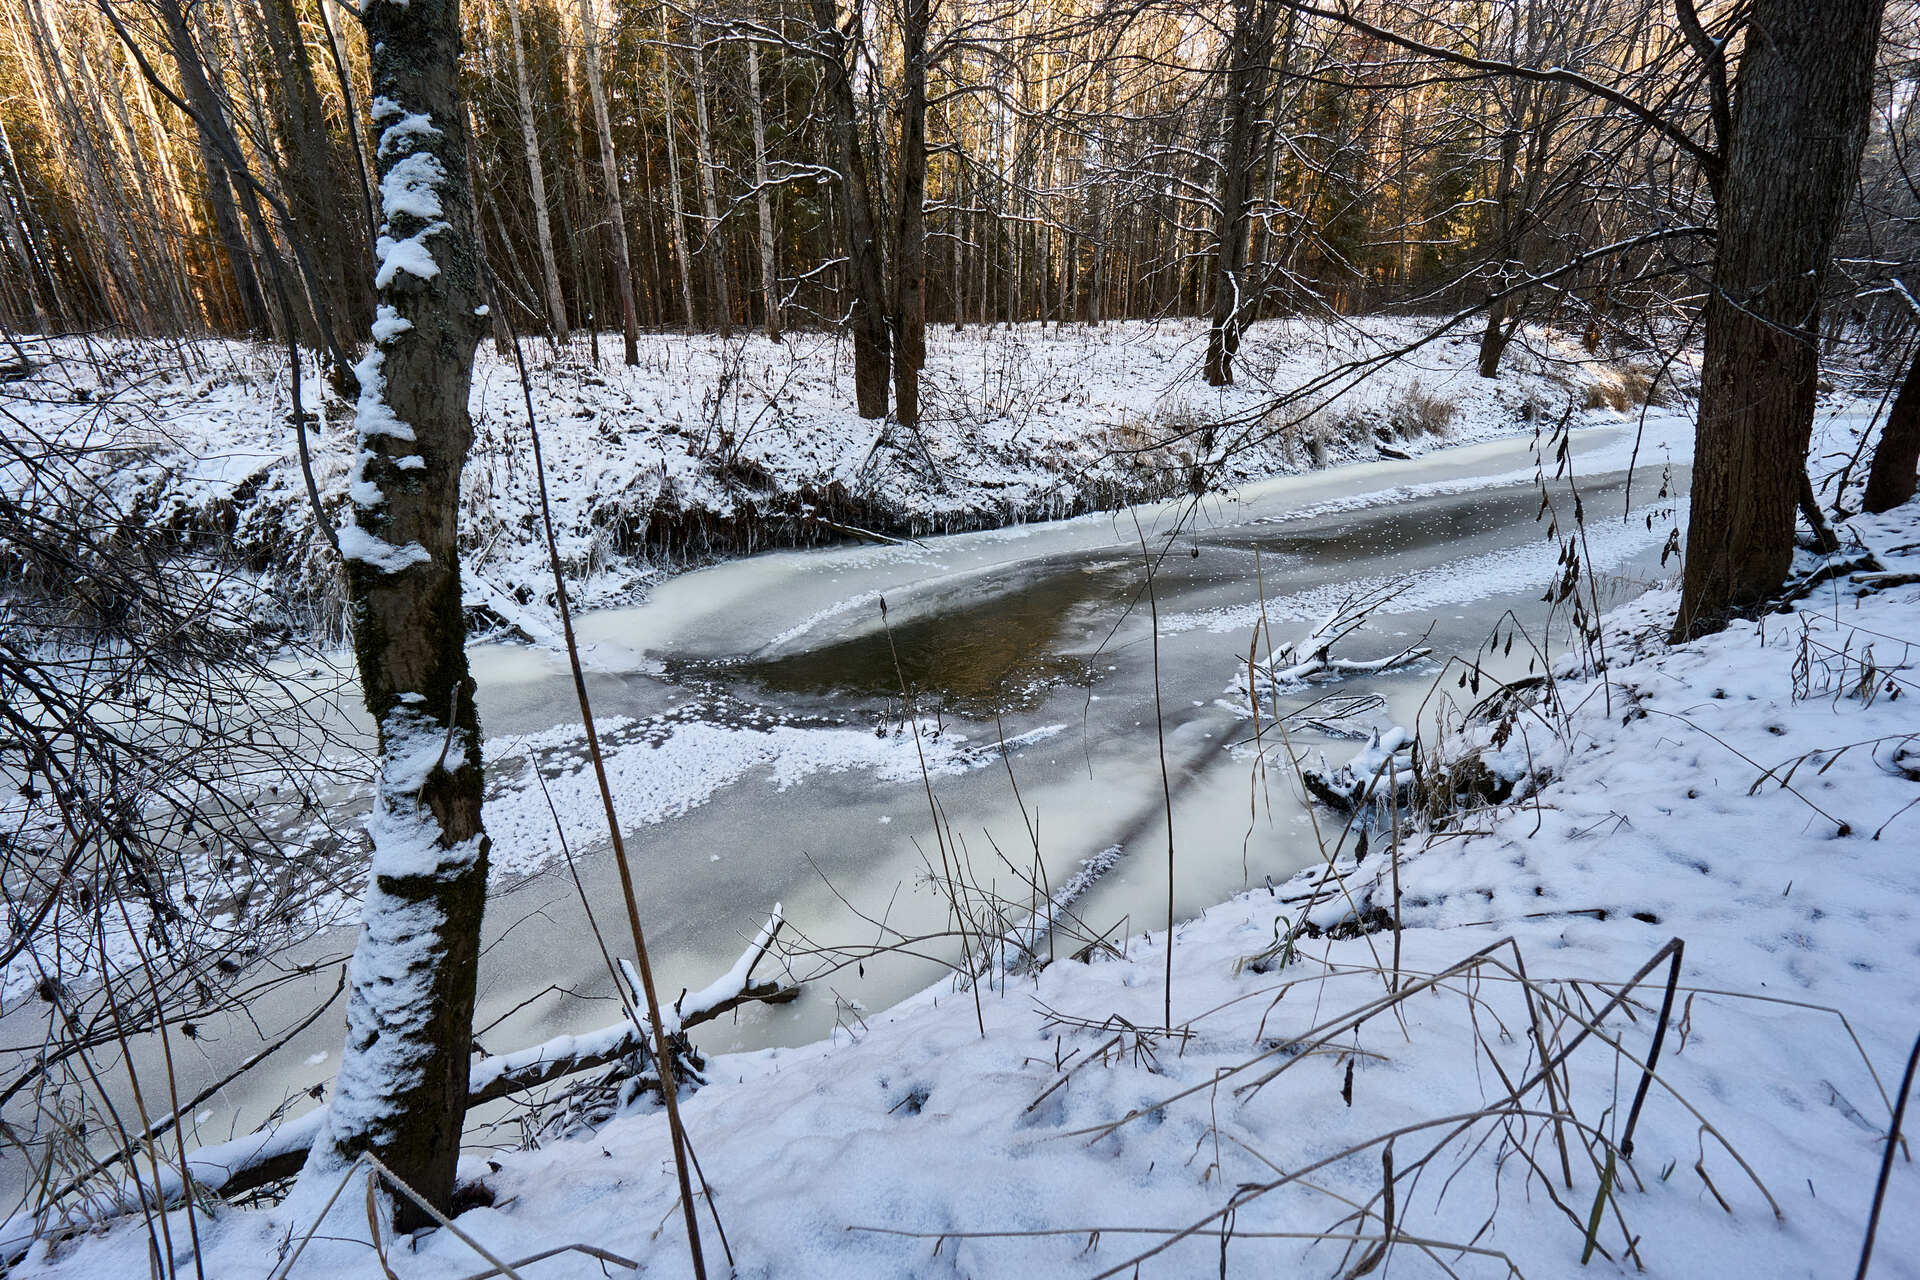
1476,115,1524,378
505,0,569,340
258,0,372,349
123,38,205,330
810,0,888,418
576,0,641,364
1086,72,1110,325
1863,349,1920,514
747,39,780,340
318,0,380,249
0,113,52,331
305,0,490,1230
156,0,269,333
1674,0,1884,638
555,20,603,359
19,0,140,327
891,0,929,427
657,1,698,334
688,8,730,336
1203,0,1274,386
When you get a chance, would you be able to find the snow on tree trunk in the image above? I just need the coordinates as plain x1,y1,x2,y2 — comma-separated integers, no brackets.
299,0,491,1232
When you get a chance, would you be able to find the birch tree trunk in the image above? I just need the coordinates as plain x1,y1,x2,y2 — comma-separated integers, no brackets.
658,1,698,334
575,0,641,364
555,21,603,359
747,39,780,340
891,0,929,427
304,0,491,1229
505,0,569,340
688,9,730,336
1675,0,1884,637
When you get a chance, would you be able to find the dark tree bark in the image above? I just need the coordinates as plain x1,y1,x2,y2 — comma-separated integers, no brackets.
155,0,268,333
811,0,890,419
891,0,931,427
1476,119,1525,378
1674,0,1884,639
1863,349,1920,514
1203,0,1277,387
258,0,373,350
303,0,490,1230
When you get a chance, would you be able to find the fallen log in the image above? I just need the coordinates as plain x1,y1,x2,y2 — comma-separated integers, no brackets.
2,908,798,1257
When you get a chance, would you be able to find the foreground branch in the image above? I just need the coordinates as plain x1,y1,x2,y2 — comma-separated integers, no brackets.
0,911,799,1257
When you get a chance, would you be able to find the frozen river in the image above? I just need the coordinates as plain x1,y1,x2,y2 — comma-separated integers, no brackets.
12,408,1708,1185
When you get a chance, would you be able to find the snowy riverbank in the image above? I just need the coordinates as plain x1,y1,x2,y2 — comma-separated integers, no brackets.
18,485,1920,1276
2,318,1682,643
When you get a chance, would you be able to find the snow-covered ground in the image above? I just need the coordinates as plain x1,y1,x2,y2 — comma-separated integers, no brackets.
0,318,1681,642
18,322,1919,1279
16,480,1919,1273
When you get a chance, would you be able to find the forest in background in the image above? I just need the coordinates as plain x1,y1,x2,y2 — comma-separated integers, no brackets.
3,0,1915,386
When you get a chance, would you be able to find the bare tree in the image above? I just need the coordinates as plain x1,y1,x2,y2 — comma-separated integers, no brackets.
1675,0,1885,636
301,0,492,1226
505,0,570,341
747,34,781,339
575,0,642,363
891,0,931,424
1203,0,1279,386
811,0,891,419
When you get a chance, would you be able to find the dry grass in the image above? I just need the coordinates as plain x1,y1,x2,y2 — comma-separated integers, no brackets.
1391,380,1459,436
1580,364,1657,411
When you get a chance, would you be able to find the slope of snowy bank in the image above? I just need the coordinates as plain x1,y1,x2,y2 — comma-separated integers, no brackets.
21,512,1917,1277
1,319,1682,640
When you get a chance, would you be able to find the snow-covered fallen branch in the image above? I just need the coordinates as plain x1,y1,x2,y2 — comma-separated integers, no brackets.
1301,726,1416,812
0,909,800,1258
1256,582,1432,687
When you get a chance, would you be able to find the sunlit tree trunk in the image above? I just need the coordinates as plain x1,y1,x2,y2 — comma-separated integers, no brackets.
0,112,53,330
18,0,140,327
505,0,569,340
155,0,268,332
1675,0,1884,637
